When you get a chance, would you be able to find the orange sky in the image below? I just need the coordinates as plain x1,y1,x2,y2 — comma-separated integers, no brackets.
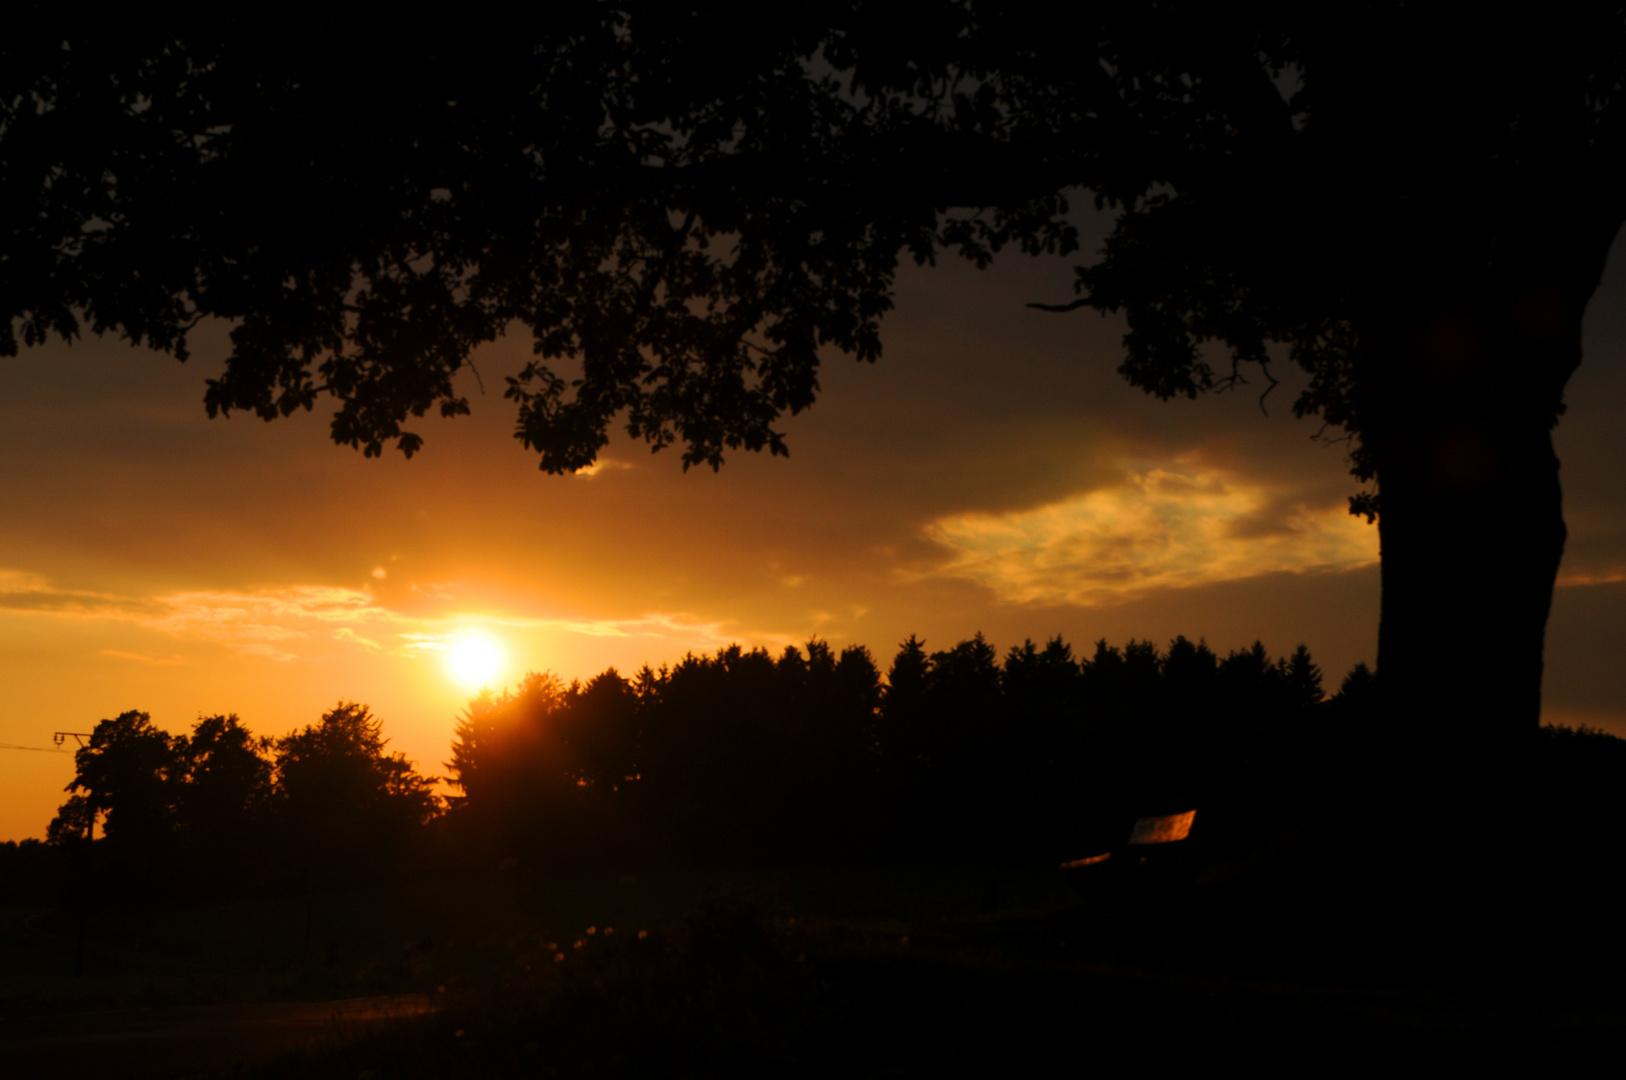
5,246,1626,841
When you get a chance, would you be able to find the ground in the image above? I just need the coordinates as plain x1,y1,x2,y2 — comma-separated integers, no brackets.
4,860,1625,1075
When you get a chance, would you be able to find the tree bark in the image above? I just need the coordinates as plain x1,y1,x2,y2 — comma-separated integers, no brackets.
1357,254,1608,797
1371,379,1567,763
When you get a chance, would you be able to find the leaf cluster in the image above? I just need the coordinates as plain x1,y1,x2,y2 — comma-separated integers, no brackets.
7,5,1623,491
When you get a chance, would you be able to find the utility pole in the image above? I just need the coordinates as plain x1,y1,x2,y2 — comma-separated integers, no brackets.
50,735,97,842
52,731,95,975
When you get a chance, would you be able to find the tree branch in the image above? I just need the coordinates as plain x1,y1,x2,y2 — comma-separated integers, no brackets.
1026,297,1092,313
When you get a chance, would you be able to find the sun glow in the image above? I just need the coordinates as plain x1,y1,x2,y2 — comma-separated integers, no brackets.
445,632,505,689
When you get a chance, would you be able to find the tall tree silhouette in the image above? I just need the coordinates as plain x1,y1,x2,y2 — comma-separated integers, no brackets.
7,7,1623,780
46,710,182,904
173,714,272,886
49,710,178,853
274,702,439,870
448,670,650,861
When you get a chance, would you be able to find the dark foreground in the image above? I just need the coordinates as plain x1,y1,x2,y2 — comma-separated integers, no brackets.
252,915,1626,1077
5,857,1626,1078
0,995,431,1080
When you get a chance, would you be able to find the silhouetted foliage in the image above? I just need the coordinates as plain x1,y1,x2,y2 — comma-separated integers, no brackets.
173,713,273,884
43,703,440,901
0,837,67,905
446,672,606,862
443,633,1346,869
40,636,1626,902
275,702,441,874
1333,661,1379,717
47,710,180,894
9,11,1622,760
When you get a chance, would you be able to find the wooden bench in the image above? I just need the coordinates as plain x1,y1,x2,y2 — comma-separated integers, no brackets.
1060,809,1196,872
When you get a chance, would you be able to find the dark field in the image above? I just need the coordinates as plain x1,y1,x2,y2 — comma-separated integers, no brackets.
5,860,1626,1076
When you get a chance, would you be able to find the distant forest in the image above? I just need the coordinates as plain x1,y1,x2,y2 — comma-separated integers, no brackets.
0,634,1404,903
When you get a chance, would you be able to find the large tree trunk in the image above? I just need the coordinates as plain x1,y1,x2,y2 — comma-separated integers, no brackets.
1371,374,1567,764
1318,276,1592,942
1357,258,1606,796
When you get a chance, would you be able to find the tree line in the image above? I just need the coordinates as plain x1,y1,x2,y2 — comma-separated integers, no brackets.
26,703,438,899
12,633,1378,900
447,635,1365,868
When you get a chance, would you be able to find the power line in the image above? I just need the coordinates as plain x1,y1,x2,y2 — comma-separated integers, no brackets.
0,742,65,753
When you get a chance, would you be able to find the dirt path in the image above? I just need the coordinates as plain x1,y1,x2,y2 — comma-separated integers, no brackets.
0,993,433,1079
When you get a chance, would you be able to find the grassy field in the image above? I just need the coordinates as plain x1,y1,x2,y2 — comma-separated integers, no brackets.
8,855,1626,1073
0,861,1074,1017
9,826,1626,1073
240,864,1626,1076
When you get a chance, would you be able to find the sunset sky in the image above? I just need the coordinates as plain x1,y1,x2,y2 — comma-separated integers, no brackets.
4,235,1625,842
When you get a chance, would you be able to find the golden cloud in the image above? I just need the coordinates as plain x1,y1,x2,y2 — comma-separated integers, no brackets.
571,458,635,478
97,649,187,665
921,457,1379,606
1,570,794,664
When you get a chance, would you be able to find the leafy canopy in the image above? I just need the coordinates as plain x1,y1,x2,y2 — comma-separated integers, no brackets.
5,5,1624,491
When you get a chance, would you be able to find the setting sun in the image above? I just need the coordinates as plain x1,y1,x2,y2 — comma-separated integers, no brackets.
445,632,505,689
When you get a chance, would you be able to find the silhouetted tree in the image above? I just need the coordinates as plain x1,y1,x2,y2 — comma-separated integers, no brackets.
45,710,184,904
152,713,275,891
565,668,643,792
274,702,439,872
1162,636,1221,721
1332,662,1379,723
642,647,795,862
1216,642,1284,728
876,636,933,851
778,641,883,856
920,634,1004,851
45,795,96,848
1283,646,1325,715
1078,640,1127,719
49,710,179,855
12,13,1621,786
447,681,555,811
447,641,885,865
999,637,1085,855
877,637,931,780
434,632,1355,867
448,669,654,862
174,714,271,840
0,838,66,905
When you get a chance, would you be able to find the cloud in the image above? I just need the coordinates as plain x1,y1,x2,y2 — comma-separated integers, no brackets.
572,458,635,478
490,611,793,653
920,456,1379,607
97,649,187,665
140,585,413,658
0,570,165,620
232,642,302,662
333,628,383,650
1,569,802,666
0,574,410,661
551,612,736,642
